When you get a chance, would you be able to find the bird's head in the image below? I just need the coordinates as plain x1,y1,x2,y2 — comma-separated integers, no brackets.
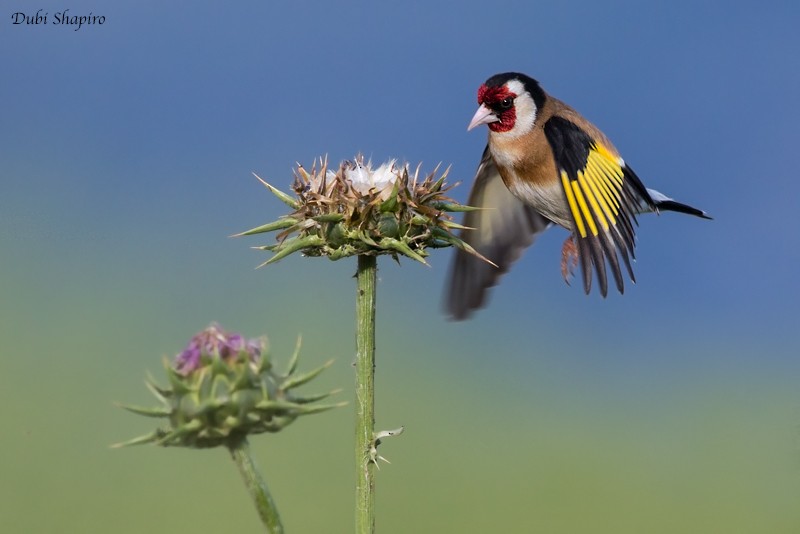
468,72,546,138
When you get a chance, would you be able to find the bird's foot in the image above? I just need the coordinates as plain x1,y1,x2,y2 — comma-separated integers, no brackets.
561,235,579,285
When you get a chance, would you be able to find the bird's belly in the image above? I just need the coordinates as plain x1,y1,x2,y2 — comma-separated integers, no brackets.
504,171,573,230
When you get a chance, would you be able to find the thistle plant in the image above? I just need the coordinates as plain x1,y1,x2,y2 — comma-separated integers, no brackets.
238,155,485,533
115,323,342,533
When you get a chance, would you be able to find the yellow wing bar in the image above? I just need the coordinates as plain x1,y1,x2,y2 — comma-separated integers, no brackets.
561,143,625,239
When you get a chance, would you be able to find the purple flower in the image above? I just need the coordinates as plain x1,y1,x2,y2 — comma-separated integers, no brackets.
174,323,262,375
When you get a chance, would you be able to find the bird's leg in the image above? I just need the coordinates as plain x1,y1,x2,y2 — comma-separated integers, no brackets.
561,235,579,285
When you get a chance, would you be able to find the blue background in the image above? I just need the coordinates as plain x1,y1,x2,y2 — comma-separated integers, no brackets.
2,1,799,532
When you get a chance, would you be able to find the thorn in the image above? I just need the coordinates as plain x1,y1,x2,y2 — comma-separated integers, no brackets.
368,426,405,467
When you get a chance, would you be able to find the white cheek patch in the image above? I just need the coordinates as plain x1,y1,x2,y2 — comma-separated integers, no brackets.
501,80,537,139
506,80,527,97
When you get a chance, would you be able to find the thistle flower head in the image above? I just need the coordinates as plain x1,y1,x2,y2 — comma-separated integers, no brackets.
174,323,262,375
236,155,489,266
115,323,342,449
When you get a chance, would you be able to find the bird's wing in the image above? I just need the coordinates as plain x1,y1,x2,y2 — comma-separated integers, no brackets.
444,146,552,320
543,116,655,297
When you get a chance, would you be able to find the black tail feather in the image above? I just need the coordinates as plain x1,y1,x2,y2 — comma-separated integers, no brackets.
655,199,712,220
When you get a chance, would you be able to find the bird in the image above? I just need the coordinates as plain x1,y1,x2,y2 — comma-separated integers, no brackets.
445,72,710,320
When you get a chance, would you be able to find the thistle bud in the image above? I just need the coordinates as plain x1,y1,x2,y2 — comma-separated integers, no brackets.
236,155,490,266
115,323,342,449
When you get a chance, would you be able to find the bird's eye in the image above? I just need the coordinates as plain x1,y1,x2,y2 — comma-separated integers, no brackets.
499,97,513,109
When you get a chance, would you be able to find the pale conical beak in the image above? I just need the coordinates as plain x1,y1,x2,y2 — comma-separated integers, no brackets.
467,104,499,131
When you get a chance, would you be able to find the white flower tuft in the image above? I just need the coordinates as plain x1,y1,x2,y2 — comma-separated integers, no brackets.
371,160,400,190
345,158,401,196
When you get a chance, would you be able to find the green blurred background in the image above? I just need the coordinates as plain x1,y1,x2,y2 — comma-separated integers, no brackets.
2,1,799,532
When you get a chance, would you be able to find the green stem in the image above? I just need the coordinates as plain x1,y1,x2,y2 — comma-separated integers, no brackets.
355,254,377,533
228,438,284,534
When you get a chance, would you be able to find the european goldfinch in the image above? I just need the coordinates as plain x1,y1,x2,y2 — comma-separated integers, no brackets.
445,72,710,320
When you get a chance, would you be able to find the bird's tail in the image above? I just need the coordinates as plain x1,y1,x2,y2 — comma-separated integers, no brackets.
645,188,712,219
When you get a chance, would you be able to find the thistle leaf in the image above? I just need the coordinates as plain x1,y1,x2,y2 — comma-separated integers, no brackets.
432,201,480,212
116,403,171,418
285,335,302,376
256,235,324,267
379,238,429,266
110,430,164,449
252,172,300,209
428,167,447,192
379,179,402,213
282,359,335,391
296,401,348,415
154,419,203,446
409,214,430,226
232,217,299,237
431,229,497,267
164,362,193,395
145,374,170,402
293,388,343,404
254,399,345,415
254,399,303,412
441,220,474,231
251,244,280,251
312,213,345,223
